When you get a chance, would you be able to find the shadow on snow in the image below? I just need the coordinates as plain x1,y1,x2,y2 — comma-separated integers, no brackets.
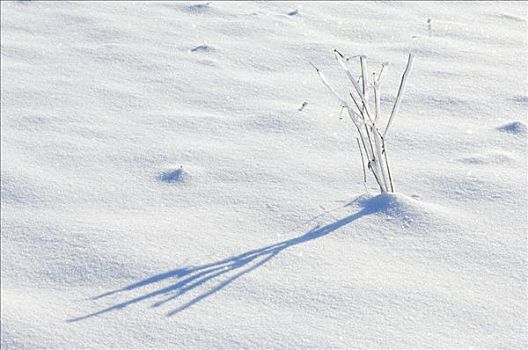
68,195,384,322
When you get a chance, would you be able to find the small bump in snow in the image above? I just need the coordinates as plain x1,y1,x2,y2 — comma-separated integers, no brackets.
459,151,515,165
158,166,186,183
187,3,211,13
512,95,528,104
190,43,214,53
348,192,456,230
496,121,527,135
288,10,299,16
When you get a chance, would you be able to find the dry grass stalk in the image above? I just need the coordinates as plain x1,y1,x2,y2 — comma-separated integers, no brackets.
312,52,415,193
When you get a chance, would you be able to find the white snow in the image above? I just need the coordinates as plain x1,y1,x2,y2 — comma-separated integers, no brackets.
1,1,526,348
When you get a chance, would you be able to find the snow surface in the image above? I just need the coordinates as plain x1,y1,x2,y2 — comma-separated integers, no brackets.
1,1,527,348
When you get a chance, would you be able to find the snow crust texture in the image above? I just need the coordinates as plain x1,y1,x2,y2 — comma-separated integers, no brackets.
1,1,527,349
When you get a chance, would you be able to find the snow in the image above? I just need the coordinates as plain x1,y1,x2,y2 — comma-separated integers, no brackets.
497,121,527,135
1,1,526,348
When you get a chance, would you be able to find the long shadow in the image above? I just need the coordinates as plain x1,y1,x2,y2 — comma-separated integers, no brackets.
68,198,381,322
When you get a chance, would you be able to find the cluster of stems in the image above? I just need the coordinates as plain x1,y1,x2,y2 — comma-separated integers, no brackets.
312,51,415,193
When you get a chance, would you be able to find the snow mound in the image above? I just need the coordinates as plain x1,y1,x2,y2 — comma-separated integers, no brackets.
459,151,515,165
352,193,454,229
186,3,211,14
496,121,527,135
158,166,186,183
190,43,214,53
512,95,528,104
287,9,299,16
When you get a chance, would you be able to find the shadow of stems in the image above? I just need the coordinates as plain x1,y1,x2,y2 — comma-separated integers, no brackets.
68,204,375,322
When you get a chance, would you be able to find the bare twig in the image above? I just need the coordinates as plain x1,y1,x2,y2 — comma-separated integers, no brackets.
310,62,347,107
360,55,369,117
348,91,385,191
384,53,415,138
373,128,389,192
377,62,389,85
312,52,414,194
381,135,394,192
334,50,374,123
368,159,385,191
356,137,368,192
372,72,381,125
311,61,364,128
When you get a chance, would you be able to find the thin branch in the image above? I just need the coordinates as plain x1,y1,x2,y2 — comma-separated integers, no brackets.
349,93,374,158
368,159,385,192
373,128,390,192
356,137,368,193
359,55,369,117
339,105,345,120
349,108,378,189
310,61,363,128
310,62,348,107
347,107,371,157
372,72,381,125
377,61,389,85
381,135,394,192
384,53,415,139
334,50,374,124
349,92,386,192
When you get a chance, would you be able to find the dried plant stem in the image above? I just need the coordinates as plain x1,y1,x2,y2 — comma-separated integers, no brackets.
334,50,374,123
360,55,369,116
310,62,348,107
314,52,414,194
349,109,385,191
373,73,381,125
373,128,390,192
371,75,390,191
356,138,368,192
381,136,394,192
384,53,415,138
368,159,385,192
349,92,386,192
365,127,386,192
377,62,389,84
